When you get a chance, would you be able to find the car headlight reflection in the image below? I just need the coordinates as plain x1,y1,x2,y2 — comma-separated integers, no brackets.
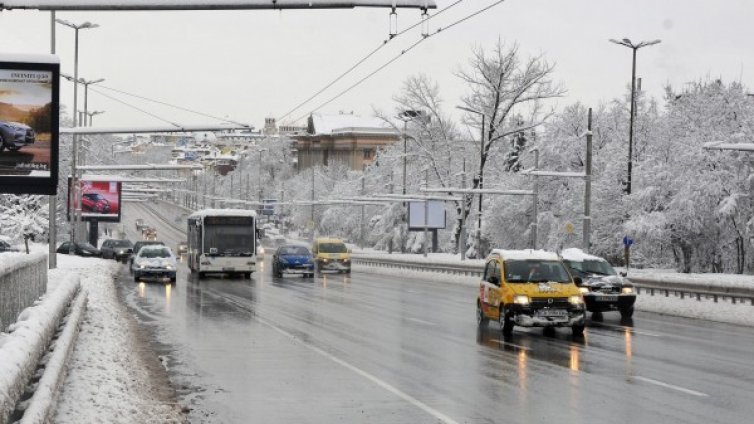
513,295,530,305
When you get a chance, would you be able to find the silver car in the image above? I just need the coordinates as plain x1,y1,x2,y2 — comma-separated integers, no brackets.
0,121,35,152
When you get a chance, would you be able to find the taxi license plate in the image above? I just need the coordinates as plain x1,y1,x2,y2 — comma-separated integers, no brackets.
222,267,235,271
536,309,568,317
597,295,618,302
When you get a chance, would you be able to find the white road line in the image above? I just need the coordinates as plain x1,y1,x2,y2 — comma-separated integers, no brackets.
405,317,436,326
634,376,709,397
257,315,460,424
490,339,531,351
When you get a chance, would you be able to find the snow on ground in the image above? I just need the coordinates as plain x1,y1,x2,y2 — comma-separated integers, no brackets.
635,294,754,327
53,255,186,424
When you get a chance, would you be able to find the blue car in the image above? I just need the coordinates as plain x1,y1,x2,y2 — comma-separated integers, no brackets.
272,244,315,278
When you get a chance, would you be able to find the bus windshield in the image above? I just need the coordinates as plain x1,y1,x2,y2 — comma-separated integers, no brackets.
204,224,255,255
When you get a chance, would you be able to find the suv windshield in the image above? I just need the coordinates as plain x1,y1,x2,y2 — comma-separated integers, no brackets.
504,260,572,283
564,259,617,276
319,243,347,254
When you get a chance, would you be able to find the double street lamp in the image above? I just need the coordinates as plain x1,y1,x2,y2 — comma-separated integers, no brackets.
56,19,99,247
609,37,661,195
61,74,104,126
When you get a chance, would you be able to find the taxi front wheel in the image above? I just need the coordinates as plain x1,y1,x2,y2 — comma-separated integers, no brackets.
476,302,488,327
500,307,514,336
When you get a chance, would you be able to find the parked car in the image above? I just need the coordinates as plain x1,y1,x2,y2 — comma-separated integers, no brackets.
100,239,134,261
0,121,35,152
81,192,111,213
56,241,102,257
0,239,19,253
131,245,177,283
142,227,157,240
477,249,585,336
129,240,165,269
272,244,315,278
311,238,351,274
561,248,637,319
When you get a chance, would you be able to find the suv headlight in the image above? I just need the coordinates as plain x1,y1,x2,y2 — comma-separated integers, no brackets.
569,295,584,305
163,263,174,270
513,295,530,305
622,287,635,294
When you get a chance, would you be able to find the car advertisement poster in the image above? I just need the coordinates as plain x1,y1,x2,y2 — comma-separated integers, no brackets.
67,179,122,222
0,55,60,195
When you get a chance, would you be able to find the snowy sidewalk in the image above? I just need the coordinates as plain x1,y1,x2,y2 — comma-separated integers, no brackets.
53,256,186,423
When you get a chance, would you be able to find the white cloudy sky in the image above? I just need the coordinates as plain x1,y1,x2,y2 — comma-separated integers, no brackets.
0,0,752,129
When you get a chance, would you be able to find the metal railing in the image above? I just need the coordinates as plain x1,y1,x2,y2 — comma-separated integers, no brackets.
0,252,48,332
352,255,754,306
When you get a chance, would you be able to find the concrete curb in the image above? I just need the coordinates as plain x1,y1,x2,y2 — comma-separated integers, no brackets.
18,290,88,424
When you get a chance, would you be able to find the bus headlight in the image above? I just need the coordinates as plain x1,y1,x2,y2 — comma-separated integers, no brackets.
513,295,530,305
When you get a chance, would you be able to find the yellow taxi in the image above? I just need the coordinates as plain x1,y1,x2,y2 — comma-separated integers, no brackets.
476,249,585,336
312,238,351,274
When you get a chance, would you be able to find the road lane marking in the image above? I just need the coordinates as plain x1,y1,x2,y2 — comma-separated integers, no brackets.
405,317,436,326
257,316,460,424
490,339,531,351
634,376,708,397
591,323,662,337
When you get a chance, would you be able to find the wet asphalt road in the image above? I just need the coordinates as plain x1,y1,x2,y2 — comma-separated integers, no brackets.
115,203,754,424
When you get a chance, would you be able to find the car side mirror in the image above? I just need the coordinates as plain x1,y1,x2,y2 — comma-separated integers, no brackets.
488,276,499,286
620,272,627,277
574,277,583,286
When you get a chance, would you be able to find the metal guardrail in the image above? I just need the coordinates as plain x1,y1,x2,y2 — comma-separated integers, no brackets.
0,252,48,332
353,255,754,306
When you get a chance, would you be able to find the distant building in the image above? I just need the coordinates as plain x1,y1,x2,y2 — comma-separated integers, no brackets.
294,112,399,171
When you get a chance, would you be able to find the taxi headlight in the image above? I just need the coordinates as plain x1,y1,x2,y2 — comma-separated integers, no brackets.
578,287,590,294
569,295,584,305
513,295,530,305
322,258,329,263
622,287,635,294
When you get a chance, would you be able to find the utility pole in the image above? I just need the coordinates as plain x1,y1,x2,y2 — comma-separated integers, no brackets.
423,168,429,258
48,11,57,269
459,158,466,261
583,108,593,252
360,177,366,248
310,166,315,222
531,149,539,249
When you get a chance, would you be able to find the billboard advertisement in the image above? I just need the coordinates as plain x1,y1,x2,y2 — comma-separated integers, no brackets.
262,198,277,216
68,179,122,222
0,55,60,195
408,200,446,230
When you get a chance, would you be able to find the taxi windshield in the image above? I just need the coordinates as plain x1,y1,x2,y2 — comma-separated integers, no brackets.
504,260,572,283
319,243,347,253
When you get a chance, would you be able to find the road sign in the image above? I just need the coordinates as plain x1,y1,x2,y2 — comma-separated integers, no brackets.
623,236,634,247
565,222,575,234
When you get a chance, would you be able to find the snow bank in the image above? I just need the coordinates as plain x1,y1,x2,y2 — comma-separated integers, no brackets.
53,257,185,423
0,271,79,423
635,294,754,327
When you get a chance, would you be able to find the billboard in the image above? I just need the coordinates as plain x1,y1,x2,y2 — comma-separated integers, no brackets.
0,54,60,195
68,179,122,222
408,200,446,230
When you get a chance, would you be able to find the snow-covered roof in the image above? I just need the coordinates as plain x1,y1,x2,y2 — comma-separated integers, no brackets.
489,249,561,261
0,53,59,64
560,248,606,263
309,112,394,136
188,208,257,219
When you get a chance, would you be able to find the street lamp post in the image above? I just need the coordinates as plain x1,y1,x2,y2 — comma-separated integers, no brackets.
56,19,98,249
397,110,423,253
456,105,486,258
609,37,661,195
258,148,268,202
87,110,104,126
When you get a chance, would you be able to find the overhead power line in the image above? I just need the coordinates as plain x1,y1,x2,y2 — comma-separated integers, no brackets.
277,0,465,122
95,84,250,128
291,0,506,124
89,86,182,128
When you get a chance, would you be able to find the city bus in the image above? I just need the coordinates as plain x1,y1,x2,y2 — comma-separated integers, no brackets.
187,209,257,279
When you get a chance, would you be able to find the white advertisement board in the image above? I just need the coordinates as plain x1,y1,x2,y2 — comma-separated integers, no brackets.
408,201,446,230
